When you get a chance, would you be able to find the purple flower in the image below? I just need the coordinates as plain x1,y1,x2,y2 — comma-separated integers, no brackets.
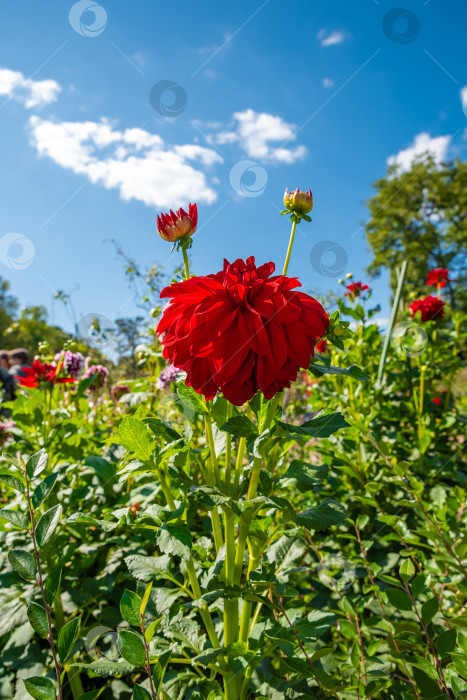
55,351,85,379
156,364,180,390
83,364,109,389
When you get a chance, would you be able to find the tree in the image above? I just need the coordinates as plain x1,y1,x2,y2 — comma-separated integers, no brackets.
114,316,145,376
3,306,70,353
0,276,18,339
365,155,467,308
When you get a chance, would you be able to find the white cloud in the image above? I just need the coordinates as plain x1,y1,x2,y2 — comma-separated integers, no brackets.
318,29,346,47
212,109,306,163
0,68,60,108
387,132,450,172
322,77,334,88
29,116,222,209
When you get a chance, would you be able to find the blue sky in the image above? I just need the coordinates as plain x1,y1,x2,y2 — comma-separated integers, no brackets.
0,0,466,343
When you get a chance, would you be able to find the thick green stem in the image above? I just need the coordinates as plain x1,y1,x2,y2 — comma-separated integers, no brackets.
233,437,246,498
282,220,297,275
182,246,190,280
223,506,238,646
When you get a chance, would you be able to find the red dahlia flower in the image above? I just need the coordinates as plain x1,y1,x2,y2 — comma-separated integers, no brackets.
344,282,369,300
156,203,198,243
409,295,445,322
426,268,450,288
157,256,329,406
17,360,76,389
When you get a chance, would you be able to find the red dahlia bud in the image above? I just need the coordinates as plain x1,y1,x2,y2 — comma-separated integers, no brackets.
157,203,198,243
283,188,313,216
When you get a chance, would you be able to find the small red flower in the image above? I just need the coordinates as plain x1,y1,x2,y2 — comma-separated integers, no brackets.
427,268,450,289
17,360,76,389
409,295,445,322
431,397,442,406
344,282,369,300
315,338,327,354
156,203,198,243
157,256,329,406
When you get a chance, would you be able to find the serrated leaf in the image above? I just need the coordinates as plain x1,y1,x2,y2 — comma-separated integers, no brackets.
143,417,182,442
295,498,347,531
153,650,171,691
277,411,349,439
45,566,63,606
9,548,36,580
0,508,29,529
36,505,62,547
23,676,56,699
58,616,80,663
385,587,413,611
119,629,146,666
119,417,154,463
220,415,258,439
27,602,49,637
177,382,208,415
120,589,142,626
125,554,171,582
280,460,328,491
26,449,48,478
32,472,59,509
72,660,135,677
0,472,25,493
156,523,192,560
308,356,370,382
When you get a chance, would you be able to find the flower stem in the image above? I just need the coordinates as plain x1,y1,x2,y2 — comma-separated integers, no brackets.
282,220,297,275
233,437,246,498
182,246,190,280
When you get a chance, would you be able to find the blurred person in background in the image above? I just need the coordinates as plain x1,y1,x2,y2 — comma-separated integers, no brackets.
9,348,30,381
0,351,10,370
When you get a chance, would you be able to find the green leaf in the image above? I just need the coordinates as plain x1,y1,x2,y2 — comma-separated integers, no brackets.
437,628,456,657
177,382,208,415
32,472,59,509
157,523,192,560
153,650,171,691
119,417,154,463
133,686,152,700
400,559,415,582
8,549,36,580
58,616,80,663
421,597,439,623
277,412,349,440
280,460,328,491
385,587,413,611
36,505,62,547
143,418,182,442
119,629,146,666
45,566,63,606
0,472,25,493
220,415,258,439
296,498,347,530
77,692,101,700
0,508,29,529
308,356,370,382
144,617,162,643
23,677,56,699
140,582,153,617
27,602,49,637
120,589,143,626
72,660,135,677
26,449,49,478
